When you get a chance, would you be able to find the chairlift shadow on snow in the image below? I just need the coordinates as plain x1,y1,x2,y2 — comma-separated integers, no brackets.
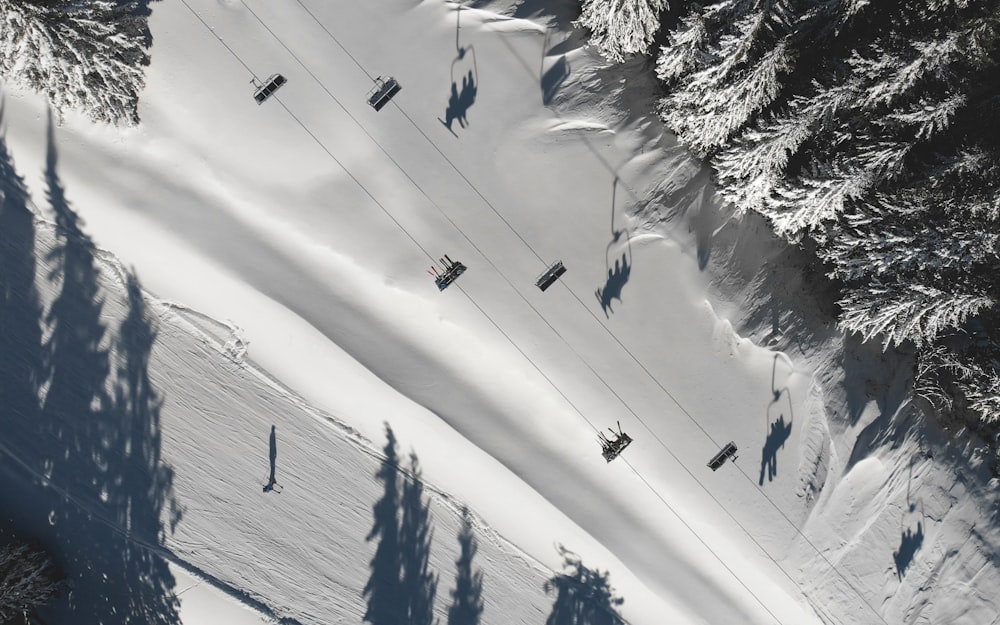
440,3,479,136
540,29,571,106
595,176,633,318
759,355,795,485
895,466,925,581
0,108,182,624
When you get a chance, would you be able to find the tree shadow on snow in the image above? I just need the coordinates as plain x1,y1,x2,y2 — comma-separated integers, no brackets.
0,108,181,624
544,545,625,625
447,507,484,625
363,424,438,625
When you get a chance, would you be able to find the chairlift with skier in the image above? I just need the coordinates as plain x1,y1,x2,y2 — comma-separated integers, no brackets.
429,254,467,291
598,421,632,462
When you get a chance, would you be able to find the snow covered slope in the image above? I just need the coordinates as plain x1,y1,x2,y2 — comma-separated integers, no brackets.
1,0,998,624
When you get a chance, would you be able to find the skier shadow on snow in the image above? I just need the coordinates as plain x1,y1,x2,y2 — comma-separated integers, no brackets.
0,108,181,625
363,424,438,625
596,177,633,318
544,545,625,625
760,355,794,485
263,425,281,492
440,4,479,136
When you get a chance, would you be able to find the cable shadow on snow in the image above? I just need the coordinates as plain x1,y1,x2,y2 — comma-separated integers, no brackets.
447,507,484,625
0,109,181,624
544,545,625,625
363,424,438,625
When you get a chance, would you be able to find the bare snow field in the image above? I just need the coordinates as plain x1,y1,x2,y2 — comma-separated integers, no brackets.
2,0,1000,624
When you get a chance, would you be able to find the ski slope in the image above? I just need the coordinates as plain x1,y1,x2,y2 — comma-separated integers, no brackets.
2,0,999,624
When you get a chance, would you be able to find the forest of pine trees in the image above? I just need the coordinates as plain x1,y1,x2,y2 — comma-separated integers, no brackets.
576,0,1000,437
0,0,154,124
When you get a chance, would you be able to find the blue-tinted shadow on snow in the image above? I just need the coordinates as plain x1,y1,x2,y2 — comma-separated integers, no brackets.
595,253,632,318
894,522,924,580
447,507,484,625
363,425,438,625
758,414,793,485
0,107,183,625
440,6,479,137
543,545,625,625
596,177,633,318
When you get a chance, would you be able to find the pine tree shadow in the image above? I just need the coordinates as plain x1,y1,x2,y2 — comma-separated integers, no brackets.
363,424,438,625
544,545,625,625
0,100,43,441
0,109,181,624
448,507,484,625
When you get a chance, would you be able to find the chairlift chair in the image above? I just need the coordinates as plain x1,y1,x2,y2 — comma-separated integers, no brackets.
432,254,467,291
535,260,567,292
252,74,287,105
367,76,401,111
598,421,633,462
707,441,738,471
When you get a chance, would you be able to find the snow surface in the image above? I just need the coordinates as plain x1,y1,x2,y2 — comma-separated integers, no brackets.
2,0,1000,624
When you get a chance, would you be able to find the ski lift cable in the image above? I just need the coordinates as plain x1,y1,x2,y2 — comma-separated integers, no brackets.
177,0,441,272
180,3,889,623
159,11,796,616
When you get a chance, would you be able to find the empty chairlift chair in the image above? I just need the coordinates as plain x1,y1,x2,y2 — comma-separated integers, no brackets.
535,261,567,292
707,441,738,471
253,74,287,105
367,76,401,111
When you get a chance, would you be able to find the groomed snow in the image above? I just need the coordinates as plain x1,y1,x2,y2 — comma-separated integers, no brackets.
2,0,999,624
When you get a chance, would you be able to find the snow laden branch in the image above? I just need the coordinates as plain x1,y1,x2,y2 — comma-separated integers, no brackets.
838,283,993,349
0,542,61,621
575,0,668,63
0,0,153,125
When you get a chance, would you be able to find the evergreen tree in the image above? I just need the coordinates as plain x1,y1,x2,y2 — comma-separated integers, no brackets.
0,541,61,622
0,0,154,125
575,0,668,62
